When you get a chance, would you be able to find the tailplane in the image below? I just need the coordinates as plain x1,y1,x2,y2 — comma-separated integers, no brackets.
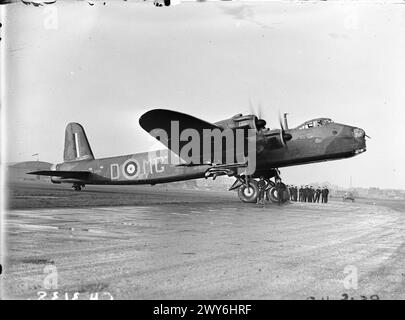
64,123,94,162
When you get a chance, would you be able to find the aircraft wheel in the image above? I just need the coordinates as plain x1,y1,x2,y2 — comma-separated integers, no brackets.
72,184,82,191
238,180,259,203
267,187,279,203
265,180,275,201
267,183,290,204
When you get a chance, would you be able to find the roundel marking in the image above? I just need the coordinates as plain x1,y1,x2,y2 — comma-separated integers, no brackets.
122,159,140,179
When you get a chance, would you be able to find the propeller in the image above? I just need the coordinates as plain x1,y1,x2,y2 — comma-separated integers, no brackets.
248,98,267,131
278,110,286,131
247,99,292,149
278,110,292,147
247,99,291,147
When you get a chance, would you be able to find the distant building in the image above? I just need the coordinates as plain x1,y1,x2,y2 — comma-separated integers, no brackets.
7,161,52,182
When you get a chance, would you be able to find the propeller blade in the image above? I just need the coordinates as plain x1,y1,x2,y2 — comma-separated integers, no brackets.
279,129,286,147
277,110,292,148
248,98,255,115
248,98,267,130
257,101,263,119
278,110,285,131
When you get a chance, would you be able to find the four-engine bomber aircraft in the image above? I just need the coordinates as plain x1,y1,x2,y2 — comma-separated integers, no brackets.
29,109,367,203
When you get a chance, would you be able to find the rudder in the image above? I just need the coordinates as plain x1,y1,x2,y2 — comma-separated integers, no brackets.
64,123,95,162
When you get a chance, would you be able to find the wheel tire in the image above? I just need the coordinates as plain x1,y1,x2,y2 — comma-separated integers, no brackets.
267,187,279,203
265,180,275,202
238,180,259,203
267,183,290,204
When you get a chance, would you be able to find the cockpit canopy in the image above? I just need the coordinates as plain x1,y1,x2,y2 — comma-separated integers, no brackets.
296,118,334,130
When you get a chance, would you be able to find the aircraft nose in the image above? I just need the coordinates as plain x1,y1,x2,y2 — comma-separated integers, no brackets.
353,127,365,139
352,127,367,155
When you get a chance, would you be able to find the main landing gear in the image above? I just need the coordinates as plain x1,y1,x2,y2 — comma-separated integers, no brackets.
230,175,290,204
72,183,84,191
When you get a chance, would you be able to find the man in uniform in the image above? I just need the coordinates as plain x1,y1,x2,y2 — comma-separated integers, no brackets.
321,186,327,203
288,185,293,201
275,178,288,205
299,185,304,202
303,185,308,202
257,176,266,206
321,187,325,203
322,186,330,203
308,185,313,202
315,186,321,203
293,185,298,202
308,186,313,203
307,186,310,202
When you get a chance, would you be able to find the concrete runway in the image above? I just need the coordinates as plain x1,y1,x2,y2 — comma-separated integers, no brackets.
2,182,405,299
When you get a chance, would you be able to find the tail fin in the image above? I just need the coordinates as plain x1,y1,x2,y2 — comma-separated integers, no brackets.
63,123,95,162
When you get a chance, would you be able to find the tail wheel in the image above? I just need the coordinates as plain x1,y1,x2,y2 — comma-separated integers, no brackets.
238,180,259,203
72,184,83,191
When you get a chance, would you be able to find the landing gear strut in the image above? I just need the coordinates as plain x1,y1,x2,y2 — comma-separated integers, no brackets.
229,176,258,203
72,183,84,191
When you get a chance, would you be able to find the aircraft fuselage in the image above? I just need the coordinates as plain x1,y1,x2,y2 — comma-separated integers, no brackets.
51,121,366,186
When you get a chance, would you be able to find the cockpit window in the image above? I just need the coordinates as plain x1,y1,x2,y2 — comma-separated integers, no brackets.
296,118,333,130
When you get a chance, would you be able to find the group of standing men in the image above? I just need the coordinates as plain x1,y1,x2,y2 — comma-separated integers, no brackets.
288,185,330,203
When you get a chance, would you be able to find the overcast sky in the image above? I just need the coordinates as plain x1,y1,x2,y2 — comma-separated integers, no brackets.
4,1,405,189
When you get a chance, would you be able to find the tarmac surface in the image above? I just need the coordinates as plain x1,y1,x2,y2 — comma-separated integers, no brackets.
2,181,405,299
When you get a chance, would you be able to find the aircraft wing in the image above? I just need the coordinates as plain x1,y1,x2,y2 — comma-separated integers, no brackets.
139,109,222,154
27,170,92,180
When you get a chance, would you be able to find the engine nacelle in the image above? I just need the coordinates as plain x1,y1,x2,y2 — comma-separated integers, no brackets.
263,130,293,149
50,163,61,184
51,177,62,184
269,134,286,149
214,114,258,130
